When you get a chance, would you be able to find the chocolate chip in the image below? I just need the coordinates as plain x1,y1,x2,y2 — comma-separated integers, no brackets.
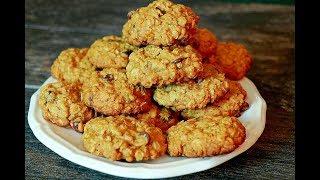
95,67,103,71
104,74,114,82
140,41,148,46
124,49,133,56
135,84,145,91
156,7,166,16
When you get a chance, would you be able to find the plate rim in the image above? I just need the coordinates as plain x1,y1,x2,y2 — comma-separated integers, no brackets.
27,76,267,179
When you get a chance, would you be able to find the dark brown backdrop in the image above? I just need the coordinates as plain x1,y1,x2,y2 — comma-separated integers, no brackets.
25,0,295,179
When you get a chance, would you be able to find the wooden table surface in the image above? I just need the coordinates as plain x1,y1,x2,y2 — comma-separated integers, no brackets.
25,0,295,179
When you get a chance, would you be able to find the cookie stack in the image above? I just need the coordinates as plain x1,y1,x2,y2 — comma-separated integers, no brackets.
39,0,252,162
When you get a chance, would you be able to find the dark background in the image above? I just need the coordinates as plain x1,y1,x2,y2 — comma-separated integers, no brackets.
25,0,295,179
217,0,293,4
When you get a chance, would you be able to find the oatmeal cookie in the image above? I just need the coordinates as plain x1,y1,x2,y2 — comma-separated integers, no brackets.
51,48,95,85
126,45,203,88
38,82,94,132
136,104,180,132
82,116,167,162
209,42,253,80
189,28,218,58
122,0,199,46
182,81,249,119
85,36,137,69
153,70,229,111
167,116,246,157
81,68,152,116
197,62,225,79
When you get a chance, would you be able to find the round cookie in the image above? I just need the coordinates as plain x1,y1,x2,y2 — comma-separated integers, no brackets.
51,48,95,85
122,0,199,46
85,36,137,69
209,42,253,80
82,116,167,162
153,69,229,111
135,104,180,132
167,116,246,157
189,28,218,58
38,82,94,132
81,68,152,116
126,45,203,88
182,81,249,119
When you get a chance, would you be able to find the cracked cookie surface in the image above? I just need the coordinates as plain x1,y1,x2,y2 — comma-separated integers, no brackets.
182,81,249,118
167,116,246,157
210,42,253,80
135,104,180,132
189,28,218,58
82,116,167,162
51,48,95,85
38,82,94,132
153,69,229,111
126,45,203,88
122,0,199,46
85,36,137,69
81,68,152,116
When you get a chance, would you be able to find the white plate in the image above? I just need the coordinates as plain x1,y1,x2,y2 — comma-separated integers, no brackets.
28,76,266,179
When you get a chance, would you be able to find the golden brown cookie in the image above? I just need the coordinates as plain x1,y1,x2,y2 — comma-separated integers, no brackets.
197,62,226,79
38,82,94,132
135,104,180,132
153,70,229,111
189,28,218,58
122,0,199,46
51,48,95,85
209,42,253,80
182,81,249,118
126,45,203,88
85,36,137,69
82,116,167,162
81,68,152,116
167,116,246,157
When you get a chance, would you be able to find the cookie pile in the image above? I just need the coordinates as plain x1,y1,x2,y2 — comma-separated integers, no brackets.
38,0,252,162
